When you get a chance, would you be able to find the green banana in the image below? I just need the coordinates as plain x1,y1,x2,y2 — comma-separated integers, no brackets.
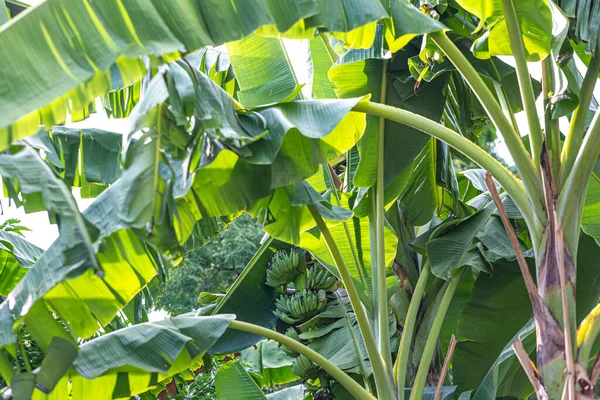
307,265,337,292
273,288,329,324
292,354,319,380
265,248,301,288
282,327,301,358
273,309,299,324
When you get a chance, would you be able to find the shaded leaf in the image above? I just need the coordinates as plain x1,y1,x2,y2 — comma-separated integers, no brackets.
453,259,534,391
215,361,266,400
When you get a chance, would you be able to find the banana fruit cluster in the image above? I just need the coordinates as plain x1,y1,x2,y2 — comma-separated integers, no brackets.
265,248,300,288
273,288,327,324
307,266,337,292
282,327,301,358
291,354,319,380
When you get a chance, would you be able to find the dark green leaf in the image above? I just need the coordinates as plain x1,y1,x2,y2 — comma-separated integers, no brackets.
215,361,266,400
453,260,534,391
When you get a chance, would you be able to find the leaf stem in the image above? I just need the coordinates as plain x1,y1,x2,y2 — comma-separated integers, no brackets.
560,55,600,188
434,334,457,400
352,101,543,244
541,58,562,179
308,204,396,399
228,320,375,400
429,31,545,221
488,60,520,132
324,164,366,289
394,261,431,400
376,59,392,370
369,187,379,324
500,0,544,165
409,268,465,400
319,32,339,63
558,107,600,253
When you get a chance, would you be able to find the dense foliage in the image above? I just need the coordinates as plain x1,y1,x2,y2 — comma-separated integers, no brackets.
2,0,600,399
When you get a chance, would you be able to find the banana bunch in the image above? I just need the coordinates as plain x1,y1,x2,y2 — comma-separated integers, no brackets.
282,327,301,358
265,248,300,288
273,289,327,324
291,354,319,380
307,266,337,292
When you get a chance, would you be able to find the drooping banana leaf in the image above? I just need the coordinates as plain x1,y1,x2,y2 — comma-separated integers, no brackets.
0,177,161,349
385,0,447,52
555,0,600,55
0,0,391,145
0,146,101,277
22,126,123,198
125,66,366,243
0,230,42,296
453,0,553,61
227,34,302,107
27,315,234,400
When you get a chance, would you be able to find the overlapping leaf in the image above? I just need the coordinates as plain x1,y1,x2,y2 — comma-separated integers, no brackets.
453,259,534,393
0,0,389,145
455,0,553,61
28,315,234,400
0,230,42,296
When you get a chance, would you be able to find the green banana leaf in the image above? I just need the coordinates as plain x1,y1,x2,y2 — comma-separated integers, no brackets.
403,386,457,400
309,36,337,99
426,199,496,279
397,140,438,226
227,34,302,107
454,0,553,61
573,232,600,323
266,385,306,399
385,0,447,52
453,259,534,392
328,32,449,188
210,240,288,354
0,230,42,296
241,339,298,387
470,319,536,400
0,0,390,145
28,315,234,400
0,146,101,277
0,179,159,346
215,361,266,400
22,127,123,198
582,174,600,243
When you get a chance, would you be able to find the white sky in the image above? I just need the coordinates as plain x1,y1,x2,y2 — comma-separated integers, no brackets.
0,106,129,249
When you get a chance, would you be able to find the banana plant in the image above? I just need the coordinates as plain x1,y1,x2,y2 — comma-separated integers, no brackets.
2,0,600,399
